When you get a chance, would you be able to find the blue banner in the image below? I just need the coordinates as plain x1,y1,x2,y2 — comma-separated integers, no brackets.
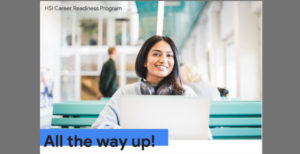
40,129,168,149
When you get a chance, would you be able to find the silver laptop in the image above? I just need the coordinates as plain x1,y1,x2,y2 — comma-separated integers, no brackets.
120,96,210,140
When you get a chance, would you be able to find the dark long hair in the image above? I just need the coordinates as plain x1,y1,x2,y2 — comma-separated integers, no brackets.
135,35,184,95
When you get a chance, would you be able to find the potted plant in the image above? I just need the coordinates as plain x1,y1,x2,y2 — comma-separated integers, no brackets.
80,19,98,45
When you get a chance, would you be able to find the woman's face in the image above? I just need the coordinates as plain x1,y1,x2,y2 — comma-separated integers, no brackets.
144,41,175,84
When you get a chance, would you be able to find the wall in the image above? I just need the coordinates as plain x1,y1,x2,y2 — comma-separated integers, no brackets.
220,2,234,39
40,1,61,102
180,1,262,100
234,1,261,100
180,16,209,82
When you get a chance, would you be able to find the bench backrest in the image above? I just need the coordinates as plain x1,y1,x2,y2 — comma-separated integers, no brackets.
52,98,110,128
209,101,262,139
51,99,262,139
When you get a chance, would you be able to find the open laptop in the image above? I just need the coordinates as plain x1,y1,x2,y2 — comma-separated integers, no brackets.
119,96,210,140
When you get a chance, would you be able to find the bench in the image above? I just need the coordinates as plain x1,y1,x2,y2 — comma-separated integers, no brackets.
209,100,262,139
51,99,262,139
51,98,110,128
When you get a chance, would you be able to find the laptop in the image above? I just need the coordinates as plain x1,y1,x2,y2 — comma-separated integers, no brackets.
119,96,210,140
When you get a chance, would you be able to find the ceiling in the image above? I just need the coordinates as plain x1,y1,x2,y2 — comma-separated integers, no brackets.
136,1,207,51
60,1,208,51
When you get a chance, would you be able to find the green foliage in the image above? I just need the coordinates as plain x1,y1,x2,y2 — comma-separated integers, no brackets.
80,19,98,38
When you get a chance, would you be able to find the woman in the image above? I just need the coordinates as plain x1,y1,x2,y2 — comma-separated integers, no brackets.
180,64,221,101
92,35,196,128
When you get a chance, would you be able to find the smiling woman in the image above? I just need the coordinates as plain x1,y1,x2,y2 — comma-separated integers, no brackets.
135,35,184,95
92,35,197,129
144,41,174,84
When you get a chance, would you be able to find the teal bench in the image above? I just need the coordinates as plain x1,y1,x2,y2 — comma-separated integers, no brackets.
51,99,262,139
209,100,262,139
51,98,110,128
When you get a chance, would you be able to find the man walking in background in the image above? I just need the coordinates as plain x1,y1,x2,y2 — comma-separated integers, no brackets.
98,47,118,99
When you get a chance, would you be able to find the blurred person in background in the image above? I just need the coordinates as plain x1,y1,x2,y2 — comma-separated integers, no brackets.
180,64,221,101
98,47,118,99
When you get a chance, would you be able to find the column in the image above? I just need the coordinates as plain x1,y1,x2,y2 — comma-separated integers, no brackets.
130,13,139,45
72,11,81,100
119,53,126,87
121,21,127,46
107,18,115,46
207,2,221,84
234,1,260,100
98,15,103,46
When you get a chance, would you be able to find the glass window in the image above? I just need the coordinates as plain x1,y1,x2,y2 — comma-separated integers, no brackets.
102,18,107,46
115,19,130,45
126,54,139,84
80,54,99,72
80,19,99,46
60,55,76,101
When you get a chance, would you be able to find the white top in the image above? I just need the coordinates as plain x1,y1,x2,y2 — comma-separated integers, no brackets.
187,81,221,101
92,82,212,139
